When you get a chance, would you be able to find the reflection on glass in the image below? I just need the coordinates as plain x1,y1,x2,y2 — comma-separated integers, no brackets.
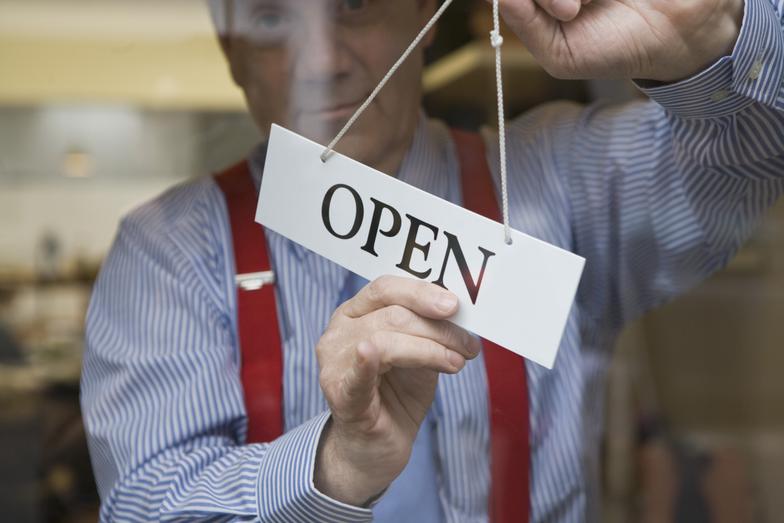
0,1,782,522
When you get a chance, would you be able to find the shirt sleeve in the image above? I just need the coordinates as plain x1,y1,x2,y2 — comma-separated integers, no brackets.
525,0,784,330
81,186,373,522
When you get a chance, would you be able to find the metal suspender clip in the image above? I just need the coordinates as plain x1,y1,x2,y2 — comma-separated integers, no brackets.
236,271,275,291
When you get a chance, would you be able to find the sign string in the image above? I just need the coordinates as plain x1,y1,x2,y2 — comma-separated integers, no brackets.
489,0,511,245
321,0,512,245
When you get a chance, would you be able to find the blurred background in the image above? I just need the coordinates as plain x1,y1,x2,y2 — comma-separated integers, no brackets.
0,1,781,522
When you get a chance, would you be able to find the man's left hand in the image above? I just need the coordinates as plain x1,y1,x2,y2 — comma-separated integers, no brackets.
495,0,745,82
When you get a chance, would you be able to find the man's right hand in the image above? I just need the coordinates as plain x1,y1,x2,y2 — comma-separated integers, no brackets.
314,275,480,506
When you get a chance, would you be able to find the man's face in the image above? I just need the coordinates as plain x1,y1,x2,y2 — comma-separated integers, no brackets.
219,0,436,172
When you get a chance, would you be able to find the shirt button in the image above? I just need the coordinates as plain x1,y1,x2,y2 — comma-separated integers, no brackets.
711,90,730,102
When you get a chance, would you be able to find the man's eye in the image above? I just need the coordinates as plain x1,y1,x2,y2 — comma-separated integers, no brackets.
338,0,370,14
254,10,285,29
243,6,294,43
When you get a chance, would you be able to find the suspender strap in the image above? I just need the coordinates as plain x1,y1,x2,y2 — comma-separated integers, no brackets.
451,129,531,523
215,162,284,443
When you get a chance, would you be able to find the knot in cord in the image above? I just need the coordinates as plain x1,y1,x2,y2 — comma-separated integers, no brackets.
490,30,504,49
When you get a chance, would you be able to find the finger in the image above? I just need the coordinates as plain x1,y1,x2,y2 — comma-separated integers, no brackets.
337,340,381,417
369,305,481,360
532,0,581,22
495,1,557,52
343,275,458,320
370,331,466,374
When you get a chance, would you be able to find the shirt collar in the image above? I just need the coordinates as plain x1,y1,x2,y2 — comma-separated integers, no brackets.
248,142,266,191
396,113,457,204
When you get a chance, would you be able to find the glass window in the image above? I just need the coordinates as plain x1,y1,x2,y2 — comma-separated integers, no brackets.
0,1,781,521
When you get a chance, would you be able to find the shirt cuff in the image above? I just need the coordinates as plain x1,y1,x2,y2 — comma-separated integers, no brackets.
638,0,784,119
256,411,374,523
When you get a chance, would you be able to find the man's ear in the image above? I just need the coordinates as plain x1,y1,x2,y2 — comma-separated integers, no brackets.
217,35,231,59
211,0,243,87
216,35,245,88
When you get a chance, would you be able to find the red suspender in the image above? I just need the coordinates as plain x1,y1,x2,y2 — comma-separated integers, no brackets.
215,162,284,443
217,133,530,522
450,129,531,523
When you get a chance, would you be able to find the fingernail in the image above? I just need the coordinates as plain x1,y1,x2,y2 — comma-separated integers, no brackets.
436,293,458,314
447,351,464,371
551,0,579,20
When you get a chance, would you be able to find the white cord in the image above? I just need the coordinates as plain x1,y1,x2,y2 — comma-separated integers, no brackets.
320,0,455,162
321,0,512,246
491,0,512,245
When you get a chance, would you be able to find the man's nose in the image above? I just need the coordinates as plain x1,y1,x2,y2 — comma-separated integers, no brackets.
293,18,352,82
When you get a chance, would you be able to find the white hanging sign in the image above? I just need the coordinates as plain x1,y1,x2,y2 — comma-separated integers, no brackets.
257,124,585,369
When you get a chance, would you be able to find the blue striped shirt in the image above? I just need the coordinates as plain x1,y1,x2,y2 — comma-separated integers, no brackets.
81,0,784,520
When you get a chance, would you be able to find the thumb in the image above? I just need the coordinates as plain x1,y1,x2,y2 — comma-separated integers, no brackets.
533,0,581,22
493,1,568,75
494,0,579,23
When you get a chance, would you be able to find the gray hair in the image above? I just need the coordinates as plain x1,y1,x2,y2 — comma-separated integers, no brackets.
207,0,228,35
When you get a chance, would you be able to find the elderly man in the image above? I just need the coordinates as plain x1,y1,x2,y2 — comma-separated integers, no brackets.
82,0,784,521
